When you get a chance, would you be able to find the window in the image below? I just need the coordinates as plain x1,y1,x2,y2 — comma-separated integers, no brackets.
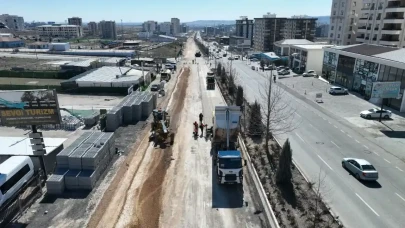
334,3,337,7
331,26,334,30
340,18,343,23
338,34,341,38
342,2,345,7
341,11,344,15
333,11,336,16
332,18,335,23
0,165,30,194
330,33,334,38
348,34,351,39
353,1,356,7
349,26,353,31
339,26,342,31
352,10,355,15
389,67,398,81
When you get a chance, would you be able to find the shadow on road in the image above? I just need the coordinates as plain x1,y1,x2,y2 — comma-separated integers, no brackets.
380,131,405,138
211,164,244,208
360,180,382,188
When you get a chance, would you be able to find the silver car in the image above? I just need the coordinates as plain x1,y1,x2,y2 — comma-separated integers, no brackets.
302,70,317,77
360,108,392,119
329,86,348,95
342,158,379,181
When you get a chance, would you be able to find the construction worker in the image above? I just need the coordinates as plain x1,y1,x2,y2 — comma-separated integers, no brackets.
193,121,199,136
199,122,204,136
199,113,204,124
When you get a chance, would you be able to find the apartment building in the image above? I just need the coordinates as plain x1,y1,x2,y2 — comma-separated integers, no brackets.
0,14,24,30
37,25,83,38
171,18,180,35
68,17,82,26
143,20,157,32
328,0,362,45
88,22,98,35
283,16,317,40
99,21,117,39
235,16,254,44
356,0,405,48
159,22,172,36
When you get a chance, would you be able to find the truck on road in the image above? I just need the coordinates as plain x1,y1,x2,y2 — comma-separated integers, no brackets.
212,106,243,184
160,69,171,82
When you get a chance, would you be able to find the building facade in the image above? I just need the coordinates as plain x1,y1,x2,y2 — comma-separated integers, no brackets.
0,14,24,30
171,18,180,35
88,22,98,35
159,22,172,36
274,39,315,56
235,16,254,45
356,0,405,47
316,24,330,37
37,25,83,38
99,21,117,39
289,44,333,74
328,0,362,45
143,21,157,33
323,44,405,112
253,16,286,52
0,37,24,48
68,17,82,26
283,16,317,40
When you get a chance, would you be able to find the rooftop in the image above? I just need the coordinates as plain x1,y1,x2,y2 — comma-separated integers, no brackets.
292,44,333,50
0,137,66,156
64,59,97,67
0,37,23,42
74,66,143,83
275,39,314,45
37,25,80,27
218,150,241,158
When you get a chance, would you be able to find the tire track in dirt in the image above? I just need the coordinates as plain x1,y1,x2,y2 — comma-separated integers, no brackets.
131,68,190,228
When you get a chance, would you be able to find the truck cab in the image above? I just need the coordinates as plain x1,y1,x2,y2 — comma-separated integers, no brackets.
160,69,171,82
217,151,243,184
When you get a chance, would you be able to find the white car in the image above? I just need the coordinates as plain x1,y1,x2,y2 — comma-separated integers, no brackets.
360,108,392,119
302,70,317,77
342,158,379,181
329,86,348,95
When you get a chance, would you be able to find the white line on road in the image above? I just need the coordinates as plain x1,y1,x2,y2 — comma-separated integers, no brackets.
322,117,326,120
295,133,305,143
328,121,331,124
355,139,360,143
356,193,380,217
373,151,380,156
396,167,404,172
384,159,391,164
347,134,352,138
340,130,345,134
331,141,340,148
363,145,369,150
317,155,333,171
334,125,338,128
395,193,405,202
296,113,302,118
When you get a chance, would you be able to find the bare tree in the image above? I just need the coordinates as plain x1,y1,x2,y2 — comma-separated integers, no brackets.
310,169,329,228
259,69,299,154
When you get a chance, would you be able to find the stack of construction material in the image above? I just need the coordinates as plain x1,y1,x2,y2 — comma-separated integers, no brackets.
105,91,158,132
46,131,116,194
84,113,100,127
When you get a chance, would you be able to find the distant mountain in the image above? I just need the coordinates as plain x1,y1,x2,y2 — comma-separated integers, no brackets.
184,20,235,27
312,16,330,24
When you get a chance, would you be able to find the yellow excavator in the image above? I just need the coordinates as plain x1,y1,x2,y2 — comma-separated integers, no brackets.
150,109,171,144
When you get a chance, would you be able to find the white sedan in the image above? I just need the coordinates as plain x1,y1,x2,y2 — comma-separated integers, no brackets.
302,70,317,77
360,108,392,119
342,158,379,181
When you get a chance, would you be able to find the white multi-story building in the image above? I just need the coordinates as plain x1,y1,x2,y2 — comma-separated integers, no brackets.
37,25,83,38
143,20,157,33
0,14,24,30
68,17,82,27
159,22,172,35
171,18,180,35
88,22,98,35
357,0,405,48
328,0,362,45
99,20,117,39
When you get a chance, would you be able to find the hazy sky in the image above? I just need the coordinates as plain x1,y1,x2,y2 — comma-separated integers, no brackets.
3,0,332,22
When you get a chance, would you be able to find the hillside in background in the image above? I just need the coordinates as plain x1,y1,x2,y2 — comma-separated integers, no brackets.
184,20,235,27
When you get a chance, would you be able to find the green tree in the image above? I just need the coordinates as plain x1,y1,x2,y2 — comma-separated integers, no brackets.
249,100,263,136
260,59,265,71
216,62,222,76
236,86,244,106
276,139,293,184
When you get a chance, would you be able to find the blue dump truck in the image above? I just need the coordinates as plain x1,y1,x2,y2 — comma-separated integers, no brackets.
212,106,243,184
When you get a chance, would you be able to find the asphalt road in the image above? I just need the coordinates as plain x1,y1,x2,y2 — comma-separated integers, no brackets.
210,42,405,228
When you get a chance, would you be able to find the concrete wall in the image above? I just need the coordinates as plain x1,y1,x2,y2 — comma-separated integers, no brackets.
307,49,325,75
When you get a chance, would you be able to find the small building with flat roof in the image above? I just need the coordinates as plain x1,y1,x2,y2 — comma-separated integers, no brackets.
274,39,315,56
289,44,333,75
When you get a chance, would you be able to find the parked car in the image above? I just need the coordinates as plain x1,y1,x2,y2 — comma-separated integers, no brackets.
234,56,240,60
360,108,392,119
150,84,160,91
303,70,317,77
284,67,290,70
260,66,272,71
228,57,234,60
277,70,290,75
251,66,256,70
342,158,379,181
276,66,285,71
329,86,348,95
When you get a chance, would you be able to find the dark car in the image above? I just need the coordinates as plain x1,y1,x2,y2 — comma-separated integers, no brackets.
151,84,160,91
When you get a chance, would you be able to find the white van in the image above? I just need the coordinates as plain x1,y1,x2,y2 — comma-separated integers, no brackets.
0,156,34,207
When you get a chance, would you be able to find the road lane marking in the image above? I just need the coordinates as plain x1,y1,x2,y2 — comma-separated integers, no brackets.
334,125,338,128
363,145,369,150
340,130,345,134
295,133,305,143
396,193,405,202
331,141,340,148
296,113,302,118
356,193,380,217
322,117,326,120
373,151,380,156
355,139,360,143
328,121,332,124
396,167,404,172
347,134,352,138
384,159,391,164
317,155,333,171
